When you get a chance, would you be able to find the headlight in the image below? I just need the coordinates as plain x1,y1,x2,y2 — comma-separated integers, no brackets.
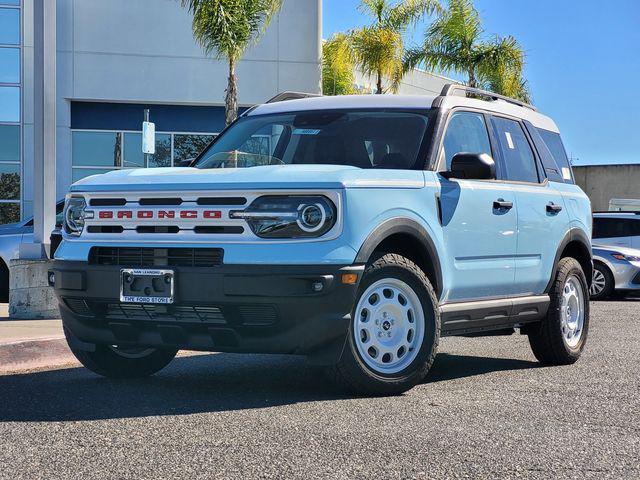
63,196,92,236
231,195,336,238
612,253,640,262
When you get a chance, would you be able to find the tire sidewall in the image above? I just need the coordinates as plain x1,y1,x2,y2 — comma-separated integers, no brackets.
345,257,439,385
590,263,613,301
553,259,590,356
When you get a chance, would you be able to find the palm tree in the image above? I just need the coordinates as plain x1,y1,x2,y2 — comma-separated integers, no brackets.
404,0,528,100
180,0,282,125
323,34,357,96
342,0,442,94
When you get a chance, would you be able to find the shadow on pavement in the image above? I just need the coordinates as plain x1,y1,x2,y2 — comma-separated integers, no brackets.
1,351,539,422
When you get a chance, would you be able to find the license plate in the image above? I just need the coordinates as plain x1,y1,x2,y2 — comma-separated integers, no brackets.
120,268,174,304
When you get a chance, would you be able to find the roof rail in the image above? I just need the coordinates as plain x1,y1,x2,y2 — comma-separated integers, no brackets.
593,211,640,215
438,83,537,111
266,91,322,104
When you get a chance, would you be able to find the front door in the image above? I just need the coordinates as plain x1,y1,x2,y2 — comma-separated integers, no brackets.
437,111,517,302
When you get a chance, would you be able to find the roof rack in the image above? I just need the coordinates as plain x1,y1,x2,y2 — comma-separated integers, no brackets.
438,83,537,111
266,91,322,104
593,211,640,215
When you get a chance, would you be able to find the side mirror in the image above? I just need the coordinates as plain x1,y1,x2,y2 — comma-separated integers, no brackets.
446,152,496,180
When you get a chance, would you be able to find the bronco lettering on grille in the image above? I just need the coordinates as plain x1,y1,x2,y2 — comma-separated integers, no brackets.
96,210,222,220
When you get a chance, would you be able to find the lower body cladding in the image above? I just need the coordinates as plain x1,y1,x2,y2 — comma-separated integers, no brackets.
52,261,364,365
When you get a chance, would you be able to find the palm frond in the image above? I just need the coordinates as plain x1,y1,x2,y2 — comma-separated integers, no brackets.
386,0,442,30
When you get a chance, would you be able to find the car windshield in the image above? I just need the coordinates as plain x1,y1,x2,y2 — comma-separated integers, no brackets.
195,110,432,170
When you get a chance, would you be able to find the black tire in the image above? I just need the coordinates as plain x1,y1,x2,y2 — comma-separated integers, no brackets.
528,257,589,365
64,327,178,378
328,253,440,396
0,260,9,303
590,262,614,300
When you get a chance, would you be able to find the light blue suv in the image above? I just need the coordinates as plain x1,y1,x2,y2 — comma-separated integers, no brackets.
52,85,593,395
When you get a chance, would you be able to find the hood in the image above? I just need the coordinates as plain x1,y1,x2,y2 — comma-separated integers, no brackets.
0,221,27,235
69,165,426,192
593,244,640,257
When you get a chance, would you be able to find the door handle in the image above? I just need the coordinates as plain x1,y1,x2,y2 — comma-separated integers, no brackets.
493,199,513,211
546,202,563,214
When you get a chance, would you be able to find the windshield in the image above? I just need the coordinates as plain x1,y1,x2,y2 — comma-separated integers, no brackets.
195,110,432,170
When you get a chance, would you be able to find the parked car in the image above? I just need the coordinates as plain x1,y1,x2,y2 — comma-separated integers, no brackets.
51,85,593,395
0,201,64,301
592,212,640,249
590,245,640,300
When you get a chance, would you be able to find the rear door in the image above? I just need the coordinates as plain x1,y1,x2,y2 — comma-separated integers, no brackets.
437,110,517,302
490,116,570,296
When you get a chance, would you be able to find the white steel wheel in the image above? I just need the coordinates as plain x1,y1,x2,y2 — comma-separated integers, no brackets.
590,269,606,297
353,278,425,375
560,275,585,348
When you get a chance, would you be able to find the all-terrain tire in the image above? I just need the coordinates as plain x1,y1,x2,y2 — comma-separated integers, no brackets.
328,253,440,396
64,327,178,378
528,257,589,365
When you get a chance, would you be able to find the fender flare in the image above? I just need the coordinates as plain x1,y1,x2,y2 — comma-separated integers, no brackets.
546,227,593,292
354,217,443,296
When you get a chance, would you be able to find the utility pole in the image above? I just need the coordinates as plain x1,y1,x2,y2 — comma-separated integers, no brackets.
21,0,56,259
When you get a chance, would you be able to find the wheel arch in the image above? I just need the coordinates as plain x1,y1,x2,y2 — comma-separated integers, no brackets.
354,218,443,299
546,228,593,292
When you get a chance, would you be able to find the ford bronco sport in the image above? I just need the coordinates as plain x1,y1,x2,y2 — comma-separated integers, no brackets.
52,85,593,395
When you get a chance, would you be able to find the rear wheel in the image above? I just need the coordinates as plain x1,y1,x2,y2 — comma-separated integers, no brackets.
64,327,177,378
590,263,614,300
529,257,589,365
328,253,440,395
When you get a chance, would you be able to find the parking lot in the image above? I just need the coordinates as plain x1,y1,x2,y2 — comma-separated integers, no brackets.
1,299,638,479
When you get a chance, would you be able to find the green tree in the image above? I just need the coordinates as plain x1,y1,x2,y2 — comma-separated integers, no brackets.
323,34,357,95
180,0,282,125
404,0,528,100
330,0,441,95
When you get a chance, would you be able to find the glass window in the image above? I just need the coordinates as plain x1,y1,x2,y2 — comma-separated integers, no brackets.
537,128,573,182
492,117,539,183
0,86,20,122
72,168,114,183
123,132,171,168
0,125,19,161
72,131,122,167
0,47,20,84
441,111,492,170
0,202,19,224
174,134,214,165
196,111,431,170
0,163,20,200
593,218,640,239
0,8,20,45
0,1,21,6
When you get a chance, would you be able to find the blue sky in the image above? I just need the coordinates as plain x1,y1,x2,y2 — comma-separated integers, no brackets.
323,0,640,166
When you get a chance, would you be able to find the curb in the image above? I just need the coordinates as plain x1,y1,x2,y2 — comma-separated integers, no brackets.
0,337,78,375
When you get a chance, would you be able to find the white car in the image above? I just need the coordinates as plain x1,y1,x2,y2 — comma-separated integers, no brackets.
591,245,640,300
592,212,640,249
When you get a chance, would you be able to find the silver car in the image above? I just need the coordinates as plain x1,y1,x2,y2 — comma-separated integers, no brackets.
0,202,64,302
590,245,640,300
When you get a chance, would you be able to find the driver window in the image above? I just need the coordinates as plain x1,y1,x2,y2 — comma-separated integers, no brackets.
441,111,492,170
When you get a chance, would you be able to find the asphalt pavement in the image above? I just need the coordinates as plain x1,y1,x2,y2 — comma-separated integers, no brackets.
1,299,638,479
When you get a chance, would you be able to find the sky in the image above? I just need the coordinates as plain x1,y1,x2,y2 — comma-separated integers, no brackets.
323,0,640,166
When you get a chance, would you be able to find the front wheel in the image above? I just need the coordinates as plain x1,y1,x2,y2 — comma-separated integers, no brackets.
528,257,589,365
328,253,440,395
590,263,614,300
64,327,178,378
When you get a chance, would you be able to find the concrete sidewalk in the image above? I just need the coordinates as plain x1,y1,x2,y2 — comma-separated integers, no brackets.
0,304,75,374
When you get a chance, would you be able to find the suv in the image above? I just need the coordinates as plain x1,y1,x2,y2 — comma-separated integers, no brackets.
52,85,593,395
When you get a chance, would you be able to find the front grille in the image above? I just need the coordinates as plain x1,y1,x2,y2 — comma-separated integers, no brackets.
89,247,224,267
105,304,227,324
65,298,93,316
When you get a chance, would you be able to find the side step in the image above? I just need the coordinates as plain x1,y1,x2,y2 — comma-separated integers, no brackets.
439,295,549,336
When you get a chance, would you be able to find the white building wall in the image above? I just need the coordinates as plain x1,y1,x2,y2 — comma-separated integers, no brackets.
354,68,455,96
21,0,322,217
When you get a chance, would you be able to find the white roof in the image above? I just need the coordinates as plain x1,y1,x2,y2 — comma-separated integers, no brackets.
248,93,560,133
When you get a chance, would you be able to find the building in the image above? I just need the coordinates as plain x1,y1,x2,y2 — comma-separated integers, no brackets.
354,68,454,96
573,164,640,211
0,0,322,224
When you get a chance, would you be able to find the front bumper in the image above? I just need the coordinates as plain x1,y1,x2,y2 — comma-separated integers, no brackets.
52,261,364,364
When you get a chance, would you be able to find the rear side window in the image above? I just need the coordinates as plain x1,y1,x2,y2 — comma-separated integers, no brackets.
491,117,540,183
441,111,492,170
537,128,573,183
593,218,640,238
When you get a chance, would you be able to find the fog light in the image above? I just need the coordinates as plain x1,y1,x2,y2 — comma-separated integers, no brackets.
47,271,55,287
311,281,324,292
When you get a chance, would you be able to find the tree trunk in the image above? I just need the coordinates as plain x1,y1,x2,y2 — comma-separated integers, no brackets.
225,57,238,126
468,68,477,89
376,70,383,94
